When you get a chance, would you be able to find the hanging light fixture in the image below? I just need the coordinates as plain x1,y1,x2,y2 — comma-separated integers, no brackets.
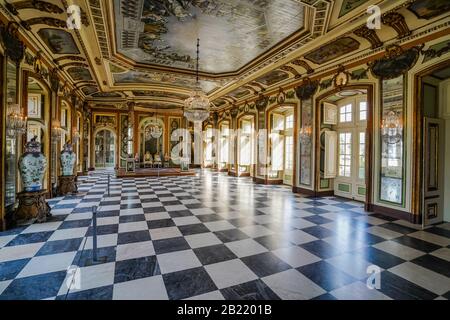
151,114,162,139
51,119,63,142
184,38,210,123
381,110,402,144
299,125,312,145
6,103,27,137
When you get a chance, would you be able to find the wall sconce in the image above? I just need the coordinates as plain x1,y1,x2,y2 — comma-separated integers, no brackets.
51,120,63,142
6,103,27,138
299,125,312,145
72,128,81,143
381,110,402,144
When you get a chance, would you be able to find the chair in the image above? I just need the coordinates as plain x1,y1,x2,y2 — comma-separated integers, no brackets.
144,152,153,168
153,154,162,168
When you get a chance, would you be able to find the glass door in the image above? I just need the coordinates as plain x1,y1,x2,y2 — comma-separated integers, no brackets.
95,129,115,168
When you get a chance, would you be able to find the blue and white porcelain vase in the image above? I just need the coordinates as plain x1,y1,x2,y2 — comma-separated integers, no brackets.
18,136,47,192
60,141,76,176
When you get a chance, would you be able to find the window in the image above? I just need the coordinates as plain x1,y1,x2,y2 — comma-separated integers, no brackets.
339,132,352,177
339,104,352,123
205,128,213,162
127,127,132,155
359,101,367,121
359,132,365,179
284,136,293,170
220,125,229,163
240,120,252,165
285,114,294,129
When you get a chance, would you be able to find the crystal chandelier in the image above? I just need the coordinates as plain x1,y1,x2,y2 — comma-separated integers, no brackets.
51,120,63,142
184,38,210,123
299,125,312,145
151,114,162,138
381,110,402,144
6,103,27,137
72,128,81,143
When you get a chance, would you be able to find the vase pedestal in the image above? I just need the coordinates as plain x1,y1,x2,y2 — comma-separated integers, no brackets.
57,175,78,196
16,190,52,223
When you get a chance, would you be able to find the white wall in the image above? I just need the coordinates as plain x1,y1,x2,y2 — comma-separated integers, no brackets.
440,79,450,222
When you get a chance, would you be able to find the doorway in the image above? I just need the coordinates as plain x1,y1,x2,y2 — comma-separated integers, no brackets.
95,129,116,168
268,105,295,186
416,64,450,226
317,87,372,204
237,115,255,177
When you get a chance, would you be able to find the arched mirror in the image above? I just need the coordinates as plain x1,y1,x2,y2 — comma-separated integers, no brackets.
138,117,164,166
4,58,19,210
94,128,116,168
26,75,50,191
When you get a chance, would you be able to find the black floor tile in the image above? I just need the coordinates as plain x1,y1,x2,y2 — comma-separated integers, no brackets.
194,244,237,265
153,237,191,254
379,271,438,300
393,236,441,253
241,252,291,277
114,256,160,283
297,261,356,291
411,254,450,278
162,267,217,300
214,229,250,243
220,279,280,300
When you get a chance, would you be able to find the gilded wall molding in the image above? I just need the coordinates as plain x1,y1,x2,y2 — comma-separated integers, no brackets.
381,12,411,39
21,17,67,30
354,25,383,49
5,1,64,15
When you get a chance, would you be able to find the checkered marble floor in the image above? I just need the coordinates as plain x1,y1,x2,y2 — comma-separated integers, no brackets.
1,170,449,300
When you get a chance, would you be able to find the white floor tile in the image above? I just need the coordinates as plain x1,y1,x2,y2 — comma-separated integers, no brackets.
157,249,201,274
205,259,258,289
262,269,326,300
113,275,168,300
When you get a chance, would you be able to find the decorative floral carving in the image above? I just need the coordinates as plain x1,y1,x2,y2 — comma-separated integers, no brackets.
354,25,383,49
295,77,319,100
382,12,411,39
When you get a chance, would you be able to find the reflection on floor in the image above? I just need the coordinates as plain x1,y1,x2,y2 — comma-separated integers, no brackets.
116,167,196,178
0,170,449,300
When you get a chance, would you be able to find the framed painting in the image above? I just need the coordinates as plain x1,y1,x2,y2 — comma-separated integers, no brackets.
37,28,80,54
323,102,338,125
27,93,41,119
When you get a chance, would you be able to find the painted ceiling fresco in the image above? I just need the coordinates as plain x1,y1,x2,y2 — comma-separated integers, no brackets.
254,70,289,86
407,0,450,20
67,67,93,81
112,70,223,93
304,37,360,65
228,87,251,99
115,0,305,73
132,90,189,99
38,28,80,55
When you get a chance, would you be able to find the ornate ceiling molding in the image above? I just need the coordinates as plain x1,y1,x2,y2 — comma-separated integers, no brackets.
354,25,383,50
21,17,67,30
5,0,64,15
382,12,411,39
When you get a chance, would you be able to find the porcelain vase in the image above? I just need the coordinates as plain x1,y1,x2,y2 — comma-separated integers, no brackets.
60,142,76,176
18,136,47,192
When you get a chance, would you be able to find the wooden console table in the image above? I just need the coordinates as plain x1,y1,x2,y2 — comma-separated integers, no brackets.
16,190,52,223
57,175,78,196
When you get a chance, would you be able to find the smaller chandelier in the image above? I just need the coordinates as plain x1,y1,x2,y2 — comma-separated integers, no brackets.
51,120,63,142
150,125,162,139
184,38,210,123
6,103,27,137
73,128,81,143
299,125,312,145
381,110,402,145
